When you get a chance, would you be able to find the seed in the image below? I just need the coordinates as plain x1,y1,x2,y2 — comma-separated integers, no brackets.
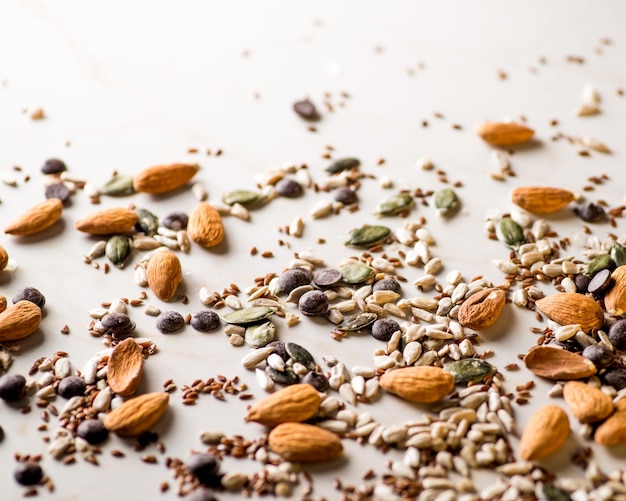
337,312,377,331
14,462,43,486
433,188,459,216
190,311,220,332
0,373,26,401
285,342,316,371
12,287,45,310
373,192,414,216
76,419,109,445
245,321,276,348
99,175,135,196
298,290,328,316
156,311,185,334
134,208,159,236
345,225,391,247
340,263,375,284
267,367,298,385
222,189,261,206
611,241,626,266
585,254,614,276
56,376,86,399
445,359,497,385
496,217,525,247
222,306,277,325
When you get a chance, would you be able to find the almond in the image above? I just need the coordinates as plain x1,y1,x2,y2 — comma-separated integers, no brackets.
604,265,626,316
187,202,224,248
379,366,455,404
563,381,614,423
511,186,575,214
4,198,63,236
524,345,597,380
457,287,506,331
268,422,343,462
0,300,42,342
475,121,535,146
75,207,139,235
146,250,183,301
245,383,322,427
0,295,6,314
0,245,9,271
103,392,169,437
535,293,604,333
519,405,570,460
133,163,199,194
595,408,626,446
107,338,144,397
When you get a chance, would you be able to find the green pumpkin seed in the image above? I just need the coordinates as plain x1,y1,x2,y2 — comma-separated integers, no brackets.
373,193,414,216
244,321,276,348
340,263,375,284
222,306,277,325
433,188,459,216
285,342,316,371
135,208,159,236
337,312,378,331
445,359,497,385
100,175,136,196
541,484,572,501
611,241,626,267
325,157,360,174
105,235,131,268
345,225,391,247
222,190,261,206
584,254,614,276
496,217,525,247
266,366,299,385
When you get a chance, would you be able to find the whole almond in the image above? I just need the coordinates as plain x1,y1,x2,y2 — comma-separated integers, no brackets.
519,405,570,460
245,384,322,427
379,366,455,404
457,287,506,331
103,392,169,437
268,422,343,462
75,207,139,235
107,338,144,397
563,381,614,423
133,163,199,194
0,300,42,342
0,245,9,271
146,250,183,301
4,198,63,236
0,295,6,314
595,408,626,446
524,345,597,380
187,202,224,248
475,121,535,146
535,293,604,333
511,186,575,214
604,265,626,316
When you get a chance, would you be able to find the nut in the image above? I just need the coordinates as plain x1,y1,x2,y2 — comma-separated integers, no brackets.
103,392,169,437
75,208,139,235
187,202,225,248
146,250,183,302
379,366,455,403
604,265,626,316
595,408,626,446
511,186,575,214
535,293,604,333
4,198,63,236
457,287,506,331
133,163,199,194
519,405,570,460
0,300,42,342
475,121,535,146
563,381,614,424
107,338,144,397
268,422,343,462
245,383,322,427
524,345,597,380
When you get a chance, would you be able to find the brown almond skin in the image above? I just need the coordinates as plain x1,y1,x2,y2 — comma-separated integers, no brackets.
511,186,575,214
524,346,597,380
604,266,626,316
535,293,604,333
268,422,343,462
4,198,63,236
107,338,144,397
103,392,169,437
563,381,614,424
0,295,6,314
519,405,570,461
187,202,224,248
0,300,42,342
245,384,322,427
146,250,183,301
595,408,626,446
379,366,455,404
0,245,8,271
457,288,506,331
475,121,534,146
75,207,139,235
133,163,199,194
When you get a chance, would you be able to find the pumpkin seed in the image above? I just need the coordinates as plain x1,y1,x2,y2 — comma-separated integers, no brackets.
345,225,391,247
222,189,261,206
496,217,525,247
105,235,131,268
266,366,299,385
325,157,360,174
445,359,497,385
541,484,572,501
611,241,626,267
337,312,378,331
222,306,277,325
285,342,316,371
373,193,414,216
584,254,614,276
244,321,276,348
340,263,375,284
433,188,459,216
99,175,135,196
135,208,159,236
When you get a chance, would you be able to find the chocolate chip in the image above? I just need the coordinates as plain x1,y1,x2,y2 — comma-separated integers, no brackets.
587,269,613,296
162,212,189,231
12,287,46,310
41,158,67,175
57,376,87,399
582,344,613,368
187,453,220,486
609,319,626,351
313,268,342,288
574,202,607,223
276,178,304,198
76,419,109,445
370,318,400,341
0,374,26,401
333,186,358,204
372,278,402,294
101,313,135,335
157,311,185,334
278,268,312,294
298,290,328,317
14,462,43,486
301,371,329,392
574,274,591,293
603,367,626,390
190,311,220,332
45,182,72,203
293,99,320,121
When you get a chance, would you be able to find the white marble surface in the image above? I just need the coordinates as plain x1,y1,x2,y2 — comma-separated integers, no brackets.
0,1,626,500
